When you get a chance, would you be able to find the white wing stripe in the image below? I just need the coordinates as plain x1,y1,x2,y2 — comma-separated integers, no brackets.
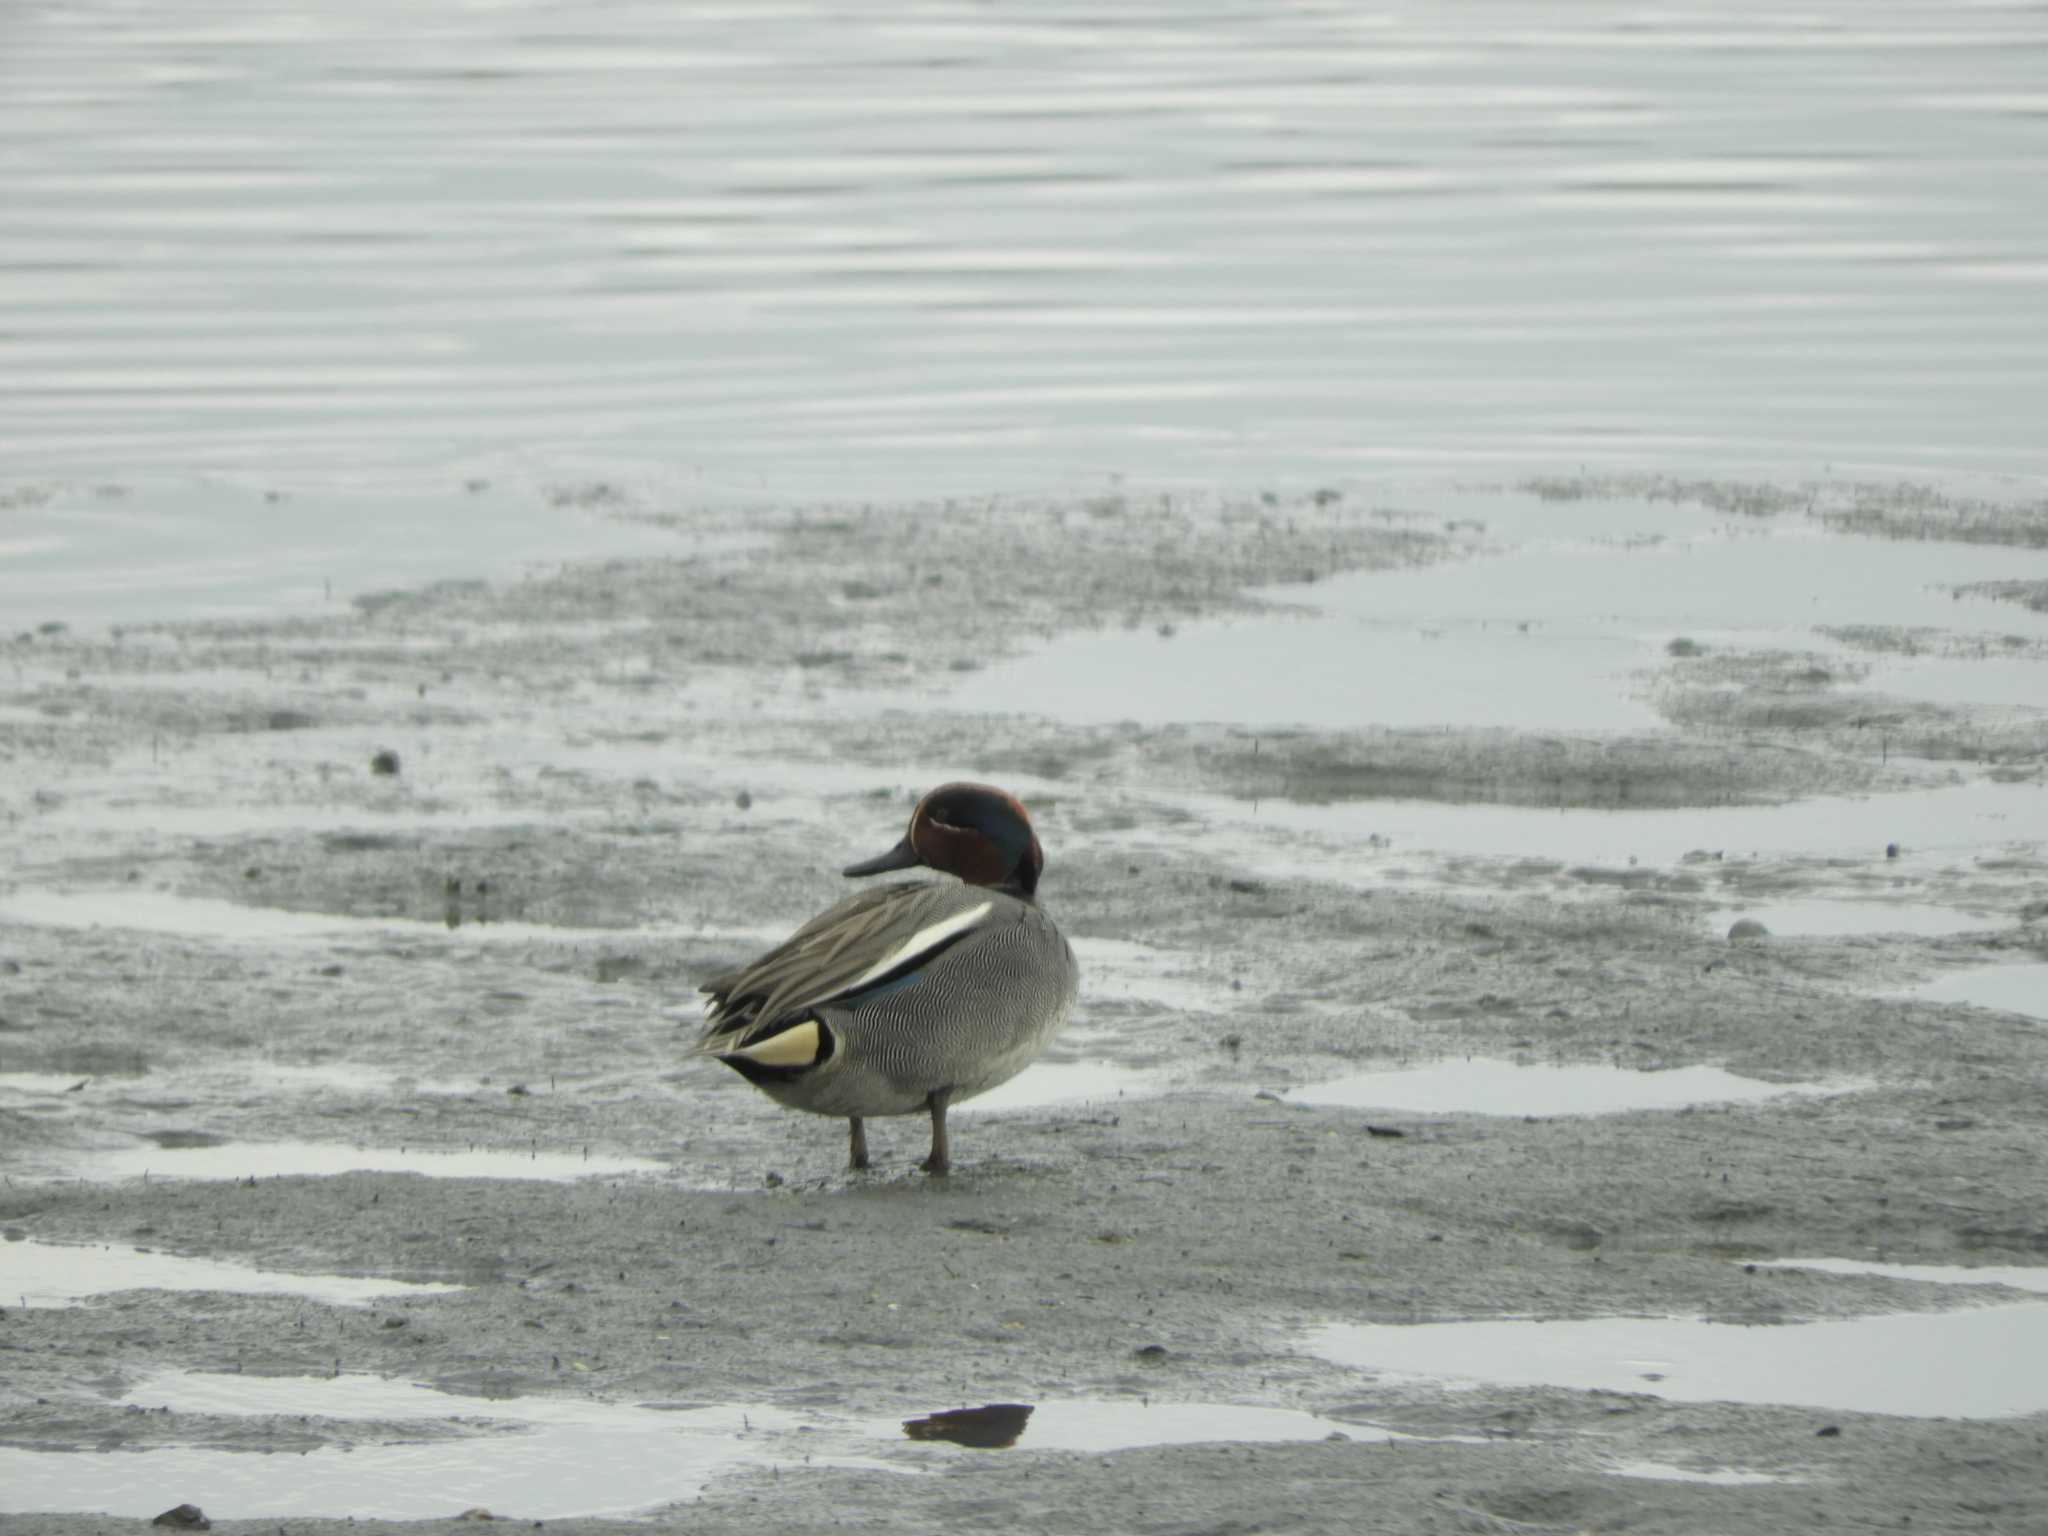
833,900,993,1000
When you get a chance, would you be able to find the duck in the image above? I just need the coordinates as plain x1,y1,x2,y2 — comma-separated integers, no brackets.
694,782,1079,1176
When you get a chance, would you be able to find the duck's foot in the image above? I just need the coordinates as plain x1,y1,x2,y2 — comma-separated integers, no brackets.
920,1090,953,1176
847,1116,870,1171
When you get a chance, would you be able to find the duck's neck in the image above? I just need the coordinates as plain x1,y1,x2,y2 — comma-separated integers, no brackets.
993,860,1040,902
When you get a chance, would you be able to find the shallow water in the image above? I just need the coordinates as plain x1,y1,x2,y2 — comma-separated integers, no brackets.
960,1059,1163,1114
1608,1461,1803,1487
1704,902,1999,939
1179,778,2048,874
0,888,707,946
0,1238,461,1309
1753,1258,2048,1293
952,511,2048,732
7,2,2048,625
0,480,698,629
892,1398,1378,1455
82,1139,665,1183
1307,1303,2048,1418
0,1370,1378,1519
1286,1060,1852,1117
1903,962,2048,1021
0,1372,868,1521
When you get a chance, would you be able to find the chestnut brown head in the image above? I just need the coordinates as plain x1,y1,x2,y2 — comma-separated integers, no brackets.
842,782,1045,899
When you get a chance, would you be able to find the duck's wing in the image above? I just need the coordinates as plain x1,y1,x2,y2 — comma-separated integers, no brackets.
696,880,999,1053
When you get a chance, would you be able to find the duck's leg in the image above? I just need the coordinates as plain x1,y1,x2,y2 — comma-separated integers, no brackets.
920,1088,954,1176
847,1116,870,1171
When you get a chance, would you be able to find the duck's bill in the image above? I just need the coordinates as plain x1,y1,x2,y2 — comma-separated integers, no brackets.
843,835,922,878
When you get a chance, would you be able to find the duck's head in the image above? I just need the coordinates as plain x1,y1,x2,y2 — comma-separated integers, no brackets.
843,782,1045,899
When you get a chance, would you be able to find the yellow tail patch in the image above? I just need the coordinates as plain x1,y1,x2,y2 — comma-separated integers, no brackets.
725,1019,822,1068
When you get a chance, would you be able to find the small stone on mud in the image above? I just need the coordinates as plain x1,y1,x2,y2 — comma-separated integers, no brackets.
1133,1343,1170,1359
150,1506,209,1530
371,748,402,775
1727,918,1770,943
735,789,753,810
764,1170,785,1188
1816,1424,1842,1438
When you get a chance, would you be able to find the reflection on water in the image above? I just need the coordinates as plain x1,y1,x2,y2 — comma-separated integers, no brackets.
5,1,2047,558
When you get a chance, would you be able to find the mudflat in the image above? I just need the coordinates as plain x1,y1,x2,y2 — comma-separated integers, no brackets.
3,477,2046,1535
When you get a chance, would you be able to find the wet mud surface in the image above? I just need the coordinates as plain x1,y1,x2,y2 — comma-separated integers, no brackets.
3,479,2048,1534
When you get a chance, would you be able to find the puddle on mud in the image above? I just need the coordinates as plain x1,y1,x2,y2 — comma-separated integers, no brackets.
0,888,651,945
1903,962,2048,1021
0,1371,1386,1520
1286,1059,1856,1117
1704,901,1999,939
913,514,2048,733
0,1371,892,1522
1608,1461,1804,1487
0,1061,521,1132
0,1238,461,1309
959,1059,1163,1114
949,603,1665,733
1861,655,2048,712
1754,1258,2048,1293
894,1398,1382,1453
0,1072,101,1097
82,1139,665,1184
0,480,701,632
1306,1303,2048,1417
1149,779,2047,888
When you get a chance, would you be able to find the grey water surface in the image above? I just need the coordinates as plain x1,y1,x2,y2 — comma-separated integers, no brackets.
5,2,2045,551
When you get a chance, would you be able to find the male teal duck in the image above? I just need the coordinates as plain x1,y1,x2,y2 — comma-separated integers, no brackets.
695,782,1079,1176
